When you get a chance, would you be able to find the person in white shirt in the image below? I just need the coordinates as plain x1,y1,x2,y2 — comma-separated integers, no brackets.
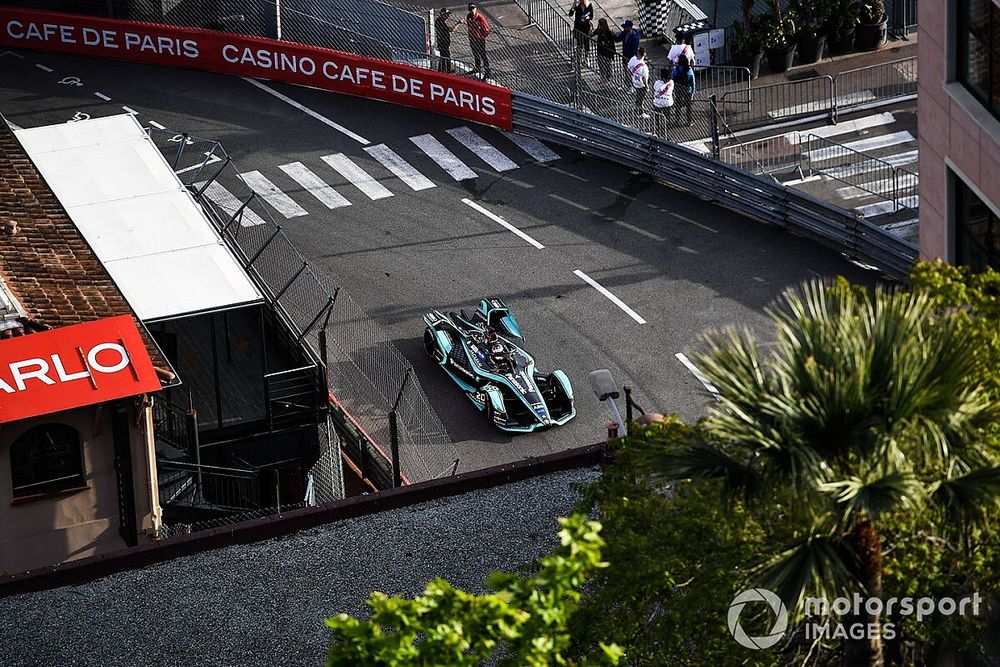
628,47,650,119
652,67,674,137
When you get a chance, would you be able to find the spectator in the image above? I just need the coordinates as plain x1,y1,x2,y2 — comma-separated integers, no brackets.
628,46,650,119
617,19,640,76
652,66,674,136
567,0,594,65
435,7,460,73
593,18,617,86
671,52,695,126
467,3,493,81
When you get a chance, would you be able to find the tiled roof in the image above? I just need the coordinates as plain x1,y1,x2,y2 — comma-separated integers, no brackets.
0,122,171,376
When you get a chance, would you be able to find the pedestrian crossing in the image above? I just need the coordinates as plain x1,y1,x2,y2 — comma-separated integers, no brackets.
192,126,560,221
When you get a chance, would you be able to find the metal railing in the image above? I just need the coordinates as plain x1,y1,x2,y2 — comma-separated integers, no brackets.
265,365,326,429
512,93,918,278
157,460,262,511
804,133,919,212
718,131,805,180
152,396,199,460
149,129,456,488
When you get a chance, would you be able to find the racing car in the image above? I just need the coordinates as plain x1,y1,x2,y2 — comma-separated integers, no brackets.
422,299,575,432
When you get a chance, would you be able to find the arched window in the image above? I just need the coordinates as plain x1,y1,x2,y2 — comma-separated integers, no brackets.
10,424,84,499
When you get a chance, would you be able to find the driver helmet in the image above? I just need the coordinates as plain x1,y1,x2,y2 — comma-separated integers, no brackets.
485,328,499,344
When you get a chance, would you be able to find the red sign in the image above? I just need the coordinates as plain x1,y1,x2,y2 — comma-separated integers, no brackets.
0,9,513,130
0,315,161,423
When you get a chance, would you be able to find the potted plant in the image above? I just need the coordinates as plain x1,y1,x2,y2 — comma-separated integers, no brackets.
857,0,888,50
763,0,797,74
826,0,860,55
790,0,831,64
730,16,766,78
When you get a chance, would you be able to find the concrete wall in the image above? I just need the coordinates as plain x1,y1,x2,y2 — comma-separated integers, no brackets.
0,401,157,576
918,0,1000,261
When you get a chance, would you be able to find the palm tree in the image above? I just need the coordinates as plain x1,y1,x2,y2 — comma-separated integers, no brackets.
654,279,1000,666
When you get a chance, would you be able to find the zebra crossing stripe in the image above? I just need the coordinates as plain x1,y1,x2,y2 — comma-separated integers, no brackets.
410,134,477,181
363,144,436,191
500,131,560,162
278,162,352,209
321,153,394,200
446,126,519,172
820,150,918,179
196,180,268,227
807,131,915,162
241,170,309,218
854,196,918,217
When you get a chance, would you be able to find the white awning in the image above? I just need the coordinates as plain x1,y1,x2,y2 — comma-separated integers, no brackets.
15,115,262,321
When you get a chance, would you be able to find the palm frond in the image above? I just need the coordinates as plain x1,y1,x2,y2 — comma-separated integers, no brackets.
929,466,1000,524
754,531,859,616
819,470,923,529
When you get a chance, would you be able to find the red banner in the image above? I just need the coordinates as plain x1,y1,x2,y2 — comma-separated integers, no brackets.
0,315,161,423
0,9,513,130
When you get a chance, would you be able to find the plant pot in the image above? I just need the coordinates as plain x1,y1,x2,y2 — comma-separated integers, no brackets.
827,27,855,55
732,50,764,79
856,18,888,50
766,43,796,74
796,32,827,64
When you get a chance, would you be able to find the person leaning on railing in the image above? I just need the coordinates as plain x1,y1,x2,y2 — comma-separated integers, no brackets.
567,0,594,65
671,53,695,126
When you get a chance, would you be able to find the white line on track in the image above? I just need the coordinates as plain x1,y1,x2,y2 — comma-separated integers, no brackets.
675,352,721,399
548,193,589,211
241,170,309,218
447,126,519,171
573,270,646,324
410,134,477,180
500,131,560,162
175,153,222,175
322,153,394,200
363,144,436,191
616,220,665,241
670,212,718,233
94,92,111,101
279,162,352,208
148,120,166,129
242,77,370,145
35,63,53,72
122,106,138,115
461,198,545,249
0,51,24,59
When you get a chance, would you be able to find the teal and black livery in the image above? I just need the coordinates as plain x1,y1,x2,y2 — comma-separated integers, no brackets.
422,298,576,432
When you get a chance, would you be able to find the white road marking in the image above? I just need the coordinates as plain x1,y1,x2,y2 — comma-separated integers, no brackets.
243,77,370,145
616,220,665,241
1,51,24,59
500,131,560,162
94,92,111,101
410,134,477,180
603,186,636,201
241,170,309,218
363,144,435,191
321,153,393,200
35,63,53,72
148,120,166,130
836,175,908,200
670,212,718,233
175,153,222,175
548,193,589,211
675,352,721,399
573,269,646,324
883,217,919,231
782,174,824,186
197,181,268,226
807,131,916,162
462,198,545,249
122,106,138,116
791,112,896,144
548,166,588,182
820,150,918,179
769,91,875,119
447,126,519,172
854,196,918,217
279,162,352,209
679,139,712,155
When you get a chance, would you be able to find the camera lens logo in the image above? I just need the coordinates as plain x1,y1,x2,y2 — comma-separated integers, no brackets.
727,588,788,650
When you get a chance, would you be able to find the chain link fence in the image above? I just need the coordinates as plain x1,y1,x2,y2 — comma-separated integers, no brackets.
150,128,455,488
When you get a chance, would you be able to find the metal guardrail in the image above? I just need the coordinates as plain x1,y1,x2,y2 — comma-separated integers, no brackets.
804,133,918,213
511,93,918,278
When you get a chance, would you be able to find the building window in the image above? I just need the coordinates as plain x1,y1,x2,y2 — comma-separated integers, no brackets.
10,424,85,499
954,176,1000,270
957,0,1000,119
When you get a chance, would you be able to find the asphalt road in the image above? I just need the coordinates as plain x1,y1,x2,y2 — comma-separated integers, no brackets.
0,49,876,475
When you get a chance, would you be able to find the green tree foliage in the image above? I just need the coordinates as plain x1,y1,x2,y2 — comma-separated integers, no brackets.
324,514,623,667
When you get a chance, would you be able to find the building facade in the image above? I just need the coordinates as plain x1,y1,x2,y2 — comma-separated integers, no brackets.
918,0,1000,269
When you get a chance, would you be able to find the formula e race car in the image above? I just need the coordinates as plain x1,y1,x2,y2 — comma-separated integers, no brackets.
423,299,576,432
